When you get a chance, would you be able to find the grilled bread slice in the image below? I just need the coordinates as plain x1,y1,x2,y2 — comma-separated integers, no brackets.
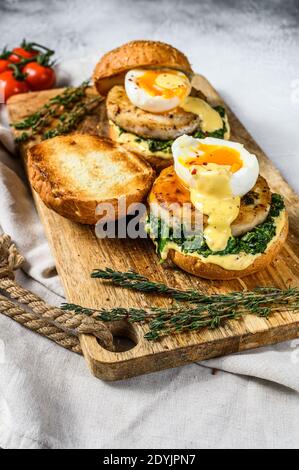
27,134,155,225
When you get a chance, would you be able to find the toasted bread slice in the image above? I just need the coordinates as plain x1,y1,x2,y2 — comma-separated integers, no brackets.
28,134,155,225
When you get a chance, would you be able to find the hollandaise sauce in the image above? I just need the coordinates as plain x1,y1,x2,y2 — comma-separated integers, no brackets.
180,97,223,133
180,143,243,252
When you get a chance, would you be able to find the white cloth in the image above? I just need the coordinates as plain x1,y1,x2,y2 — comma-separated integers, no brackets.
0,55,299,449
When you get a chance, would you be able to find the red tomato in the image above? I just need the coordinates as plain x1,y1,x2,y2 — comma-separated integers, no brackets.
0,59,10,74
9,47,39,64
23,62,56,91
0,70,29,102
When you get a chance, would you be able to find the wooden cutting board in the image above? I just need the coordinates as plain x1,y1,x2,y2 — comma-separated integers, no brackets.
7,75,299,381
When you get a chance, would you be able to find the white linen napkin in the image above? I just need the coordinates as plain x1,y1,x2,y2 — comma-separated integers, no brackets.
0,56,97,296
0,58,298,449
0,125,63,296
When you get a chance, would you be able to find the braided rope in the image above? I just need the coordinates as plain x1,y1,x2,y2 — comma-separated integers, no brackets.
0,234,24,279
0,293,82,353
0,233,113,352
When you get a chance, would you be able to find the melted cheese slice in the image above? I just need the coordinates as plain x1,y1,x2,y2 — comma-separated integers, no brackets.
180,97,223,132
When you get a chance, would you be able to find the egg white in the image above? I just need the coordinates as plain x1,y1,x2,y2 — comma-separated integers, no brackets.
125,69,191,113
172,135,259,197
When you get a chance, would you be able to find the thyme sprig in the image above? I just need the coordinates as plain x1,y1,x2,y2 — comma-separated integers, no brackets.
62,268,299,341
11,80,102,143
61,303,241,340
91,268,298,307
43,97,101,139
91,267,207,302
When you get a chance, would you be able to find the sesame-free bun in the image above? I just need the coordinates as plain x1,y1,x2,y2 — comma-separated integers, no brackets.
168,212,288,280
108,120,172,172
93,40,193,95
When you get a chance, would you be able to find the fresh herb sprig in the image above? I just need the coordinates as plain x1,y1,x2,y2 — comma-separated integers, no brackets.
11,80,102,143
91,267,207,302
43,96,101,139
61,302,243,340
91,268,297,307
62,268,299,341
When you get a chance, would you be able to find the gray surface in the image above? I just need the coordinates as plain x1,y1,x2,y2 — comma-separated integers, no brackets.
0,0,299,450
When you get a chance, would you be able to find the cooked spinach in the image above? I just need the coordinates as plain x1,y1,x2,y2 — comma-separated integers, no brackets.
213,105,226,118
147,194,284,258
193,105,227,139
193,126,226,139
135,137,173,153
206,126,226,139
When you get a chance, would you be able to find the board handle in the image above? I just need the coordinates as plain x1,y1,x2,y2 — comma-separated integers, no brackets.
79,321,151,381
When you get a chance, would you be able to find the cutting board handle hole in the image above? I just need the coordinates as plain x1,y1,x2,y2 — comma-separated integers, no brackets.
97,321,139,353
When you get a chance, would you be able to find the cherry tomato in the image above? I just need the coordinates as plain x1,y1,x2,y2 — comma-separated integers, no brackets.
23,62,56,91
0,70,29,102
9,47,39,64
0,59,10,74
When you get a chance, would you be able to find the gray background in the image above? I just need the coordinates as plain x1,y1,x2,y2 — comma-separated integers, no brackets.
1,0,299,189
1,0,299,450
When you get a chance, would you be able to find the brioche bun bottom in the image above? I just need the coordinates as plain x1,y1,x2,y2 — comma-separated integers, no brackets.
168,213,288,280
108,120,172,171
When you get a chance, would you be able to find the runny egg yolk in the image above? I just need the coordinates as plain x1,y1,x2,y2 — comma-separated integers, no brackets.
185,143,243,173
136,70,189,100
181,144,243,252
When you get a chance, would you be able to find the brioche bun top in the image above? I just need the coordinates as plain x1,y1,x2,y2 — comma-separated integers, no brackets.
93,40,193,95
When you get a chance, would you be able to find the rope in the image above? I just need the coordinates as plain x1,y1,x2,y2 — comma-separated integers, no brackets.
0,233,113,352
0,293,82,353
0,233,24,279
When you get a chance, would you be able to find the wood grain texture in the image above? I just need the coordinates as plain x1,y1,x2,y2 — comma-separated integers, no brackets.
7,75,299,381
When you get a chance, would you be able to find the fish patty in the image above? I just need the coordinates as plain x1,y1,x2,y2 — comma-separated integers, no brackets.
149,166,271,236
106,85,201,141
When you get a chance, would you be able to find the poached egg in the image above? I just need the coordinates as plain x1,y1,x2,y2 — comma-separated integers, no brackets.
172,135,259,251
125,68,191,113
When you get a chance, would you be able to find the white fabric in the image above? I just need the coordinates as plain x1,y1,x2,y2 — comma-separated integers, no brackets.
0,52,299,449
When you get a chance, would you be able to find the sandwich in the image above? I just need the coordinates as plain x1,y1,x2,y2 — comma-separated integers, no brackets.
28,134,155,225
93,40,229,170
146,135,288,279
